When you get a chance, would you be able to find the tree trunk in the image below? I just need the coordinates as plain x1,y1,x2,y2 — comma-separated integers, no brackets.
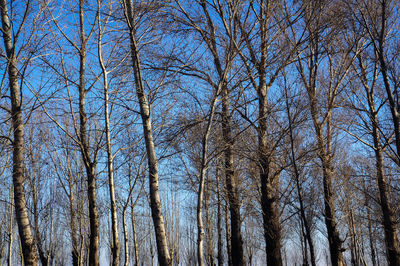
221,84,245,266
305,50,344,266
98,20,120,265
365,185,377,266
371,114,400,266
196,88,218,266
358,51,400,265
122,206,129,266
376,1,400,165
216,169,223,266
373,4,400,264
123,1,171,265
131,203,139,266
225,202,232,266
7,185,14,266
69,189,80,266
77,2,100,265
205,179,214,266
258,81,283,266
197,170,206,266
85,163,100,266
286,93,316,266
32,168,49,266
0,1,38,264
319,152,344,266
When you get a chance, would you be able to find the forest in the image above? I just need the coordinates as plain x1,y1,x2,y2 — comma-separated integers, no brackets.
0,0,399,265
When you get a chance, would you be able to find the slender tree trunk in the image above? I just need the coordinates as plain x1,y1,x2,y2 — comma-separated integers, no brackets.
29,153,50,266
0,1,38,264
225,202,232,266
299,50,345,264
196,88,219,266
122,206,129,266
32,170,49,266
69,190,80,266
131,203,139,266
84,158,99,266
376,1,400,165
347,208,357,266
298,2,345,264
123,1,171,264
299,219,308,266
216,170,223,266
371,114,400,265
7,186,13,266
285,92,316,266
305,52,344,266
205,179,214,266
365,186,377,266
98,17,120,265
358,51,400,265
221,84,245,266
78,178,86,266
79,223,85,266
197,171,206,266
373,4,400,265
77,2,100,264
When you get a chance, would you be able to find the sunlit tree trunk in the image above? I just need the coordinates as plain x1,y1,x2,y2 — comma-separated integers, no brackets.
123,1,171,264
370,3,400,263
97,9,120,264
0,0,38,264
76,1,100,263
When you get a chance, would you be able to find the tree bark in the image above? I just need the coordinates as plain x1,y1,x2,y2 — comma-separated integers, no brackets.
258,74,282,265
216,169,223,266
131,203,139,266
32,163,49,266
0,0,38,264
371,104,400,266
69,186,80,266
285,91,316,266
317,126,344,266
365,185,377,266
253,3,285,263
375,0,400,166
371,4,400,262
225,202,232,266
356,51,400,265
123,1,171,265
77,1,100,263
298,17,344,264
122,205,129,266
205,179,214,266
7,185,14,266
98,15,120,265
221,84,245,266
196,87,219,266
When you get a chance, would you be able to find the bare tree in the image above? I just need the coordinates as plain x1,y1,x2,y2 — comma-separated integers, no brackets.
170,1,246,263
41,0,102,263
346,24,400,264
283,73,316,266
122,1,171,264
97,1,123,263
353,2,400,263
292,1,359,264
0,0,40,264
229,1,300,264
